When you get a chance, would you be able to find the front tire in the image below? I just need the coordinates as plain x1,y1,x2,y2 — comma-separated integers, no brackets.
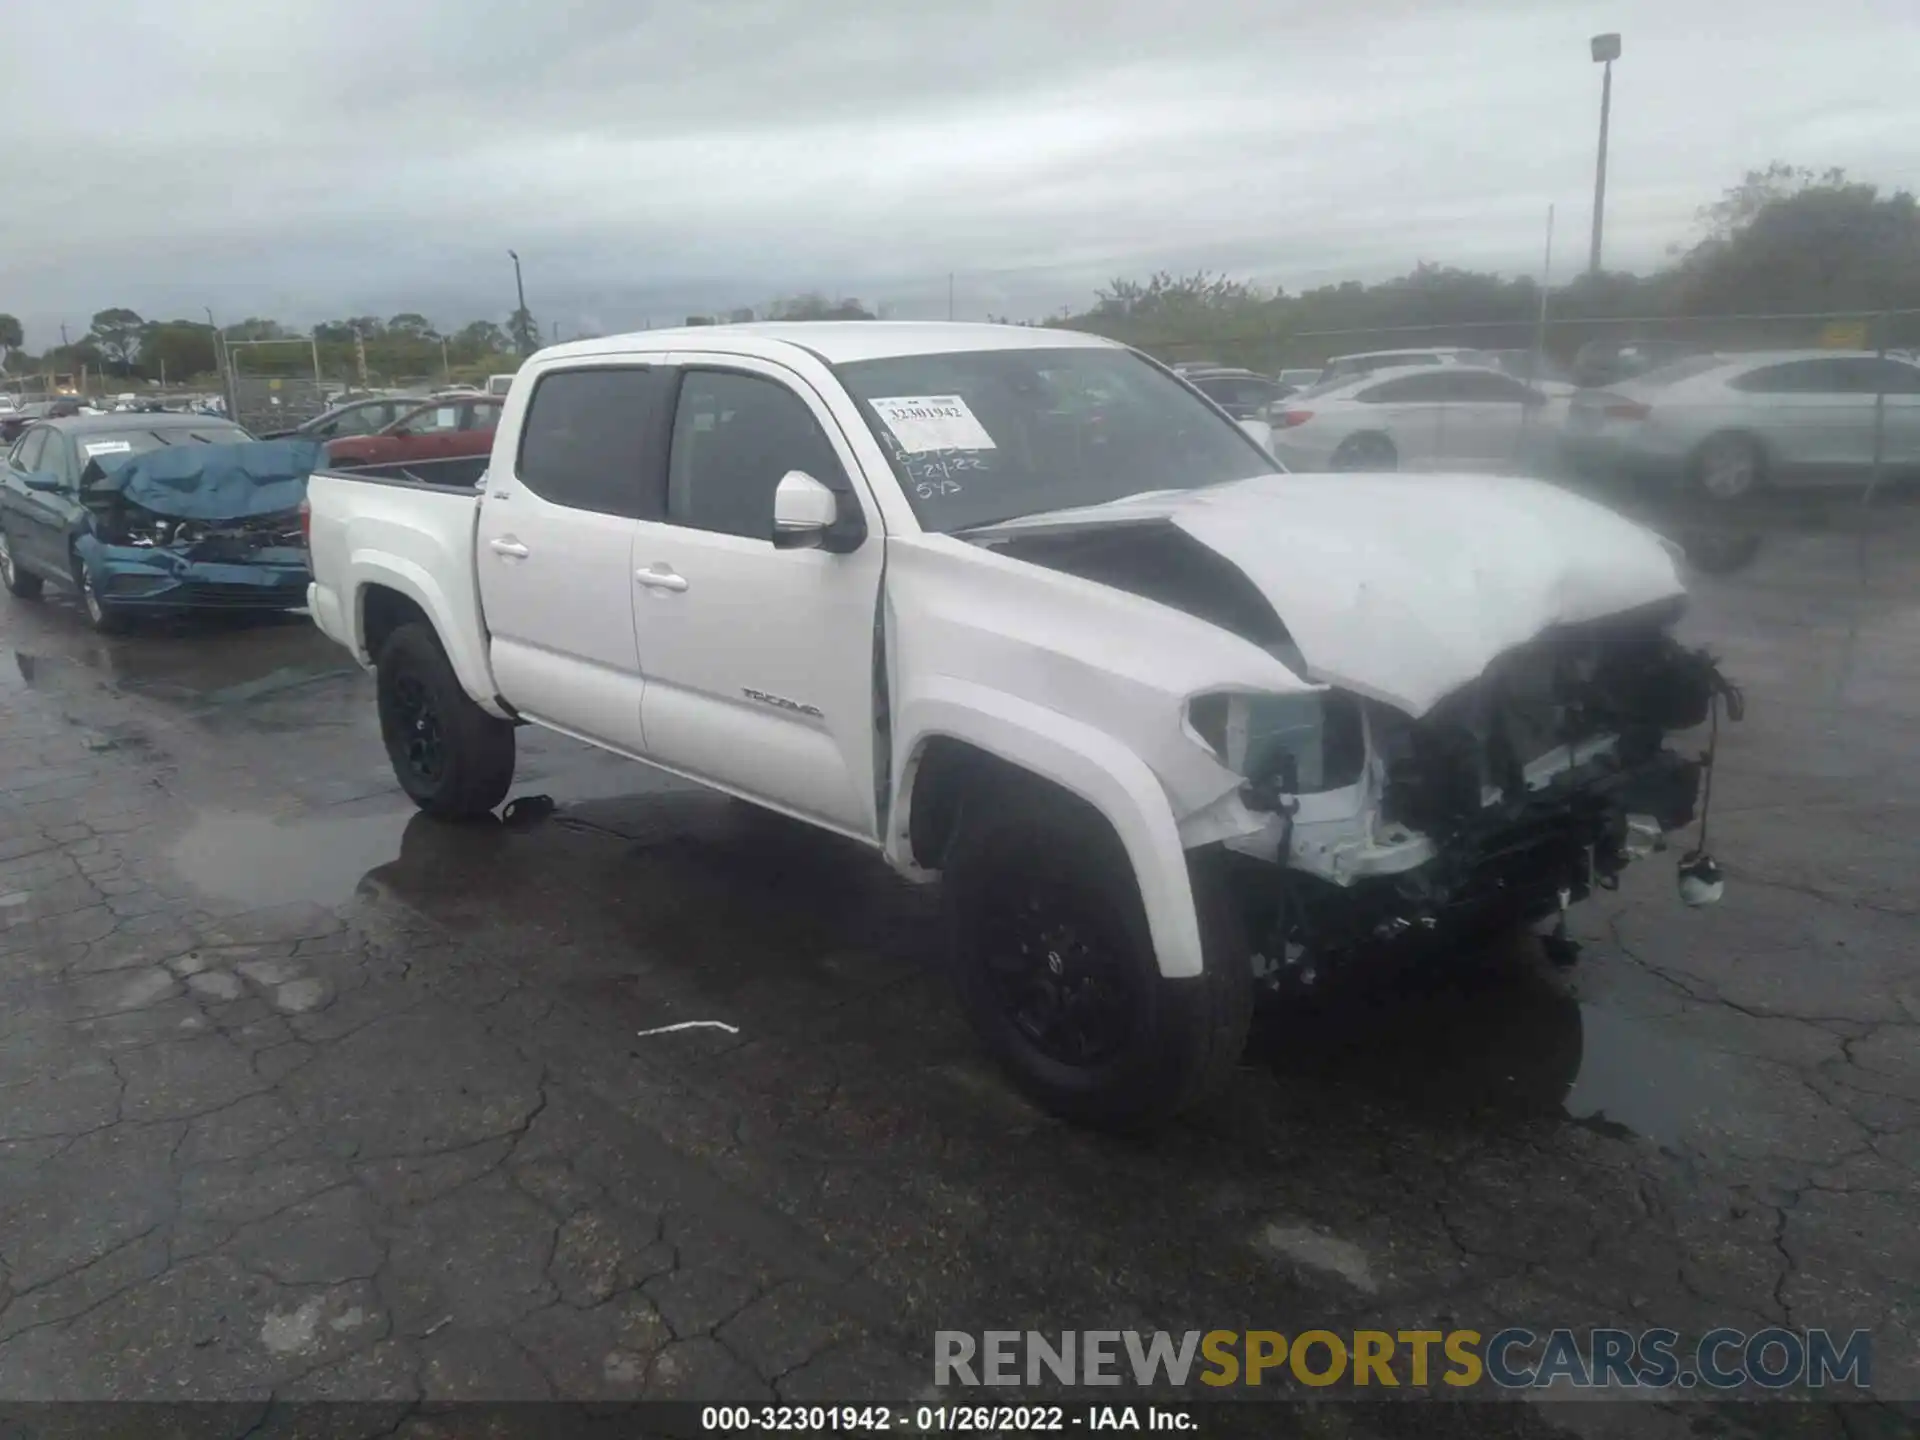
0,526,43,598
375,622,516,819
1330,431,1398,472
73,557,125,632
942,788,1252,1129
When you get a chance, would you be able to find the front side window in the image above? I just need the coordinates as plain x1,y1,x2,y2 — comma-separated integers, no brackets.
1359,374,1457,404
838,346,1273,532
397,404,462,435
11,429,47,472
666,370,848,541
516,367,661,517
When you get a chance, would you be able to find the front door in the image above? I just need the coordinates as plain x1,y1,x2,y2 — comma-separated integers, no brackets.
476,364,667,753
21,429,83,577
1426,369,1539,471
630,360,886,838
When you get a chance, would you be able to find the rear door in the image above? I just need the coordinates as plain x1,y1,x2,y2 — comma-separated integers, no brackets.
477,364,667,752
628,357,886,838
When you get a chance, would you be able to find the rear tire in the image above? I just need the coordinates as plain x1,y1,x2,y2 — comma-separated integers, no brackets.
375,621,515,819
0,526,43,598
1331,431,1398,472
942,786,1252,1129
1692,432,1764,502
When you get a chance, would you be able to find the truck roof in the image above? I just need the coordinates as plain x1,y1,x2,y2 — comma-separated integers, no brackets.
536,321,1122,367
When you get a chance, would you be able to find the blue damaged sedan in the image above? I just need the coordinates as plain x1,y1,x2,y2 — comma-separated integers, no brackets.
0,412,321,632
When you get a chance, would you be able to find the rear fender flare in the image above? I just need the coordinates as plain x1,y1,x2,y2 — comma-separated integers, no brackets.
890,679,1205,979
347,555,505,719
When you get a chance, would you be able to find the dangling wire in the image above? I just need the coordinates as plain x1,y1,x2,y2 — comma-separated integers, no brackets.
1692,660,1747,857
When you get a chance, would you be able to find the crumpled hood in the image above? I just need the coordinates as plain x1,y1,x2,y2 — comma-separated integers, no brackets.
83,439,323,521
968,472,1686,716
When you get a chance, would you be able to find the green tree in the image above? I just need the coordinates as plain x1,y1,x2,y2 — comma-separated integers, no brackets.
508,306,540,355
138,321,219,382
89,307,146,368
222,317,287,342
452,320,507,355
1674,163,1920,314
387,312,437,340
0,313,23,372
765,293,875,321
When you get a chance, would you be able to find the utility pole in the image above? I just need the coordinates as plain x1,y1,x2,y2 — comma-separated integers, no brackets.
1589,33,1622,275
60,323,70,350
948,272,955,322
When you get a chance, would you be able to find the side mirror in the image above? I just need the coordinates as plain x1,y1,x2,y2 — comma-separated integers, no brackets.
772,470,839,550
23,472,61,492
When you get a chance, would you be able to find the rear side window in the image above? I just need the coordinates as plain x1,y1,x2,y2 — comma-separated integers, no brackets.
515,367,662,517
1730,360,1857,394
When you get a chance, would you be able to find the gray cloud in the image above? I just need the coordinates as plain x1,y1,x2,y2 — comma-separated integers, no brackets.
5,0,1918,346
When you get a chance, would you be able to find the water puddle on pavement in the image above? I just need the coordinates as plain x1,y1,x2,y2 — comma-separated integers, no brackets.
1253,956,1743,1153
170,808,414,908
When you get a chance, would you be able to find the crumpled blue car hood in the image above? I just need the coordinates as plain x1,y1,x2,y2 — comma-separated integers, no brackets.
83,439,324,521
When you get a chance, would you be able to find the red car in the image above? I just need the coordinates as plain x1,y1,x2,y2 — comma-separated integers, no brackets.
324,396,502,469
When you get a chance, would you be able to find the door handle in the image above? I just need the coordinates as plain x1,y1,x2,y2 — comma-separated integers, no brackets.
489,538,529,558
635,565,688,592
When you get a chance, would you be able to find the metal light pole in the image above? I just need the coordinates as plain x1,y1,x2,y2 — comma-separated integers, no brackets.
508,249,530,355
1588,33,1621,275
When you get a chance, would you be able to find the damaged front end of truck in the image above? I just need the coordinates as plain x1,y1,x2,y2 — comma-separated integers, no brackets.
1187,609,1742,987
969,471,1745,986
76,440,321,613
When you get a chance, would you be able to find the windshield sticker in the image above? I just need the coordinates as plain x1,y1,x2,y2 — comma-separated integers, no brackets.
868,395,997,455
82,440,133,456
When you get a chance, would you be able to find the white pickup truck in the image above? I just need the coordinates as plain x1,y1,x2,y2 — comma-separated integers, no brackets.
304,322,1735,1128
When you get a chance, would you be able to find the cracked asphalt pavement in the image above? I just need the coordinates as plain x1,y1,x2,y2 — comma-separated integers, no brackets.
0,501,1915,1438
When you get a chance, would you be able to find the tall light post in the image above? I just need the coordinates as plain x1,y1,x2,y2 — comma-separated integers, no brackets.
508,249,530,355
1588,32,1621,275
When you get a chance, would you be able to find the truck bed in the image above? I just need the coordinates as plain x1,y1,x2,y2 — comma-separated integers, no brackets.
304,459,495,704
321,454,491,490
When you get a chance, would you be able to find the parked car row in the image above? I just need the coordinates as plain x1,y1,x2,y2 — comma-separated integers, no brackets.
1264,348,1920,500
263,392,504,470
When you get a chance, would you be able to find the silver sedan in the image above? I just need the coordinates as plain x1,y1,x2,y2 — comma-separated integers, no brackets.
1561,349,1920,501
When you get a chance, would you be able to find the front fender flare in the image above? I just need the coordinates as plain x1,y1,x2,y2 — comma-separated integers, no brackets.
891,679,1205,979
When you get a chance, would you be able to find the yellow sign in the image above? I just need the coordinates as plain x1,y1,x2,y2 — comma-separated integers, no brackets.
1818,321,1869,349
269,378,283,391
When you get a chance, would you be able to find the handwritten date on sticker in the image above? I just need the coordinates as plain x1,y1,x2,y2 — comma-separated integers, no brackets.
868,395,997,455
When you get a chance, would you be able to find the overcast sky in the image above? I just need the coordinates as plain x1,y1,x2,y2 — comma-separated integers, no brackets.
4,0,1917,348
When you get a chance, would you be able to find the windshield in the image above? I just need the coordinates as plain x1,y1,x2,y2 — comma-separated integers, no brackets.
81,425,251,457
837,346,1275,532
